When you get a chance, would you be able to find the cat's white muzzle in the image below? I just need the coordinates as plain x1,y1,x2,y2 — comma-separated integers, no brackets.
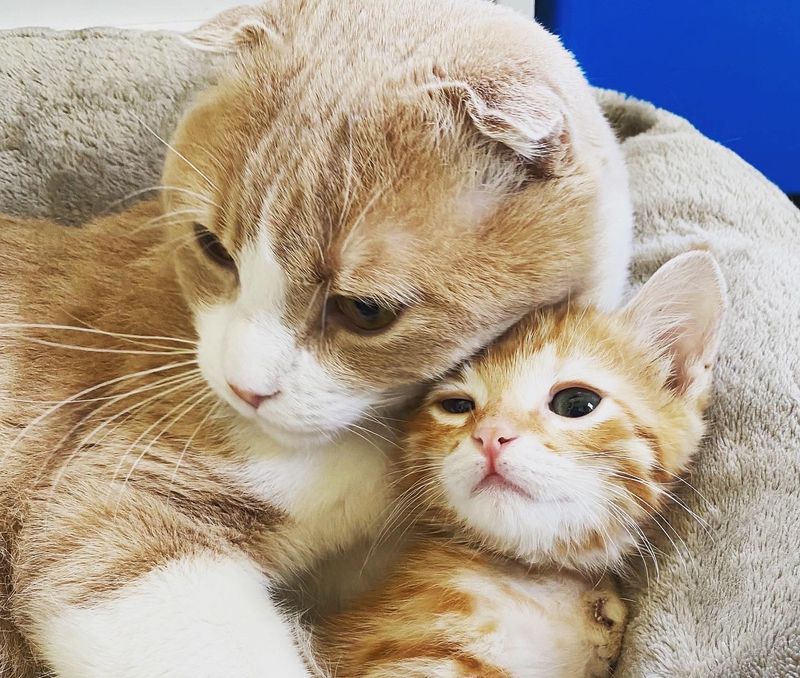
196,304,371,444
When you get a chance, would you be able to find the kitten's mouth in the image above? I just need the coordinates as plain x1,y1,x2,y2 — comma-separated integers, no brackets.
473,473,532,499
473,473,573,506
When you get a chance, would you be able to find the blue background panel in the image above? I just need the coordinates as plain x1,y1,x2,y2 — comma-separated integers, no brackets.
536,1,800,193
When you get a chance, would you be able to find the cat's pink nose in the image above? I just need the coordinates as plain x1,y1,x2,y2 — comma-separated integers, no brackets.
472,419,518,468
228,382,271,409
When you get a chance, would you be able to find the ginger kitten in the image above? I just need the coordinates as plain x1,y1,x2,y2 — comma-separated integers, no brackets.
316,252,726,677
0,1,632,676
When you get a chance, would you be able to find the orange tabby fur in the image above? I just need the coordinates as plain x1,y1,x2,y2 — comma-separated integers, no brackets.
0,1,633,676
316,252,726,677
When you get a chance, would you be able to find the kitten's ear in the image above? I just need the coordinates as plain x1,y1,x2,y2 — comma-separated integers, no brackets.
434,71,568,177
182,5,281,53
623,251,727,396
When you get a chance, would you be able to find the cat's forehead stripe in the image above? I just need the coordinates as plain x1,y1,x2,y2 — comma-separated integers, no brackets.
237,226,286,315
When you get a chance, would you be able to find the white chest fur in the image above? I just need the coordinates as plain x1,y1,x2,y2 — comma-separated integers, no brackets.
230,428,393,568
454,569,616,677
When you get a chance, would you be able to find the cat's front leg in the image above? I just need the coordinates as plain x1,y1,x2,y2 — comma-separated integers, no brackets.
13,493,313,678
25,553,312,678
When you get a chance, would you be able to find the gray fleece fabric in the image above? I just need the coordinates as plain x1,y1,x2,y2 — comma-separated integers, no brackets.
1,28,799,677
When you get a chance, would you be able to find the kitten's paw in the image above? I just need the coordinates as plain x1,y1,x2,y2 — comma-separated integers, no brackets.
583,587,628,674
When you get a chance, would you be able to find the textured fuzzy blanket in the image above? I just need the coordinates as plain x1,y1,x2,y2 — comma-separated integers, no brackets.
1,28,799,677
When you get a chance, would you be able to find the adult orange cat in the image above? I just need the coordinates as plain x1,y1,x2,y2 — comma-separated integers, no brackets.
316,252,726,677
0,1,632,676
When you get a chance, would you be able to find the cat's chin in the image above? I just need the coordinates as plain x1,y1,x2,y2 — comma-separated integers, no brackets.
244,416,337,449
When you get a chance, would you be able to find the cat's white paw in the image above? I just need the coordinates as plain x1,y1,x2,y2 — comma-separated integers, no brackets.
34,554,311,678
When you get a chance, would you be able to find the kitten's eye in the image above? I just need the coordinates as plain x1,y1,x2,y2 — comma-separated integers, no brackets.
440,398,475,414
334,297,398,332
549,387,601,418
193,223,236,270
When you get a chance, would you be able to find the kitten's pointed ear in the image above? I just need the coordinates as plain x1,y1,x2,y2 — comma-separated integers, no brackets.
435,72,568,176
182,5,280,53
623,251,727,396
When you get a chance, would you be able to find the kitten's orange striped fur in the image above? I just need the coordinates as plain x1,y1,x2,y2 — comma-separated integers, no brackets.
317,252,726,677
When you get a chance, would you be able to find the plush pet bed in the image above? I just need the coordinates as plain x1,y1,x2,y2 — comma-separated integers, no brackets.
1,28,799,677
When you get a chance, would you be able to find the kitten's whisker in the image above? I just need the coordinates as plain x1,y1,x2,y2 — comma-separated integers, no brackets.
360,409,402,434
604,505,656,586
363,479,437,567
607,468,712,535
602,482,694,576
343,424,393,463
347,422,399,451
649,460,715,507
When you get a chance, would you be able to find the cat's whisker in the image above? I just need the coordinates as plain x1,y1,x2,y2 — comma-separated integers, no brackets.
186,143,227,176
12,336,196,356
335,116,357,237
337,186,385,262
0,322,197,346
131,112,219,193
319,279,332,334
145,208,204,228
302,284,324,327
131,208,206,235
166,395,218,498
159,230,205,251
3,359,200,468
45,371,205,500
103,185,220,216
112,385,212,515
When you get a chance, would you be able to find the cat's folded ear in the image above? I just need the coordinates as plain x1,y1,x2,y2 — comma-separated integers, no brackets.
182,4,281,53
622,251,727,396
431,70,569,179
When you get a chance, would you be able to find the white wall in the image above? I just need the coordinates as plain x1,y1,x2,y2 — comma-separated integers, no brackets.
0,0,533,31
0,0,245,30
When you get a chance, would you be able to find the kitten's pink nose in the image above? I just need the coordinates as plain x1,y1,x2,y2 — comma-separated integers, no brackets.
472,419,518,469
228,382,272,409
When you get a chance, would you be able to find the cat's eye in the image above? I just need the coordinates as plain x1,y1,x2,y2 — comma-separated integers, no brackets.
333,297,399,332
440,398,475,414
193,223,236,270
549,387,601,418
